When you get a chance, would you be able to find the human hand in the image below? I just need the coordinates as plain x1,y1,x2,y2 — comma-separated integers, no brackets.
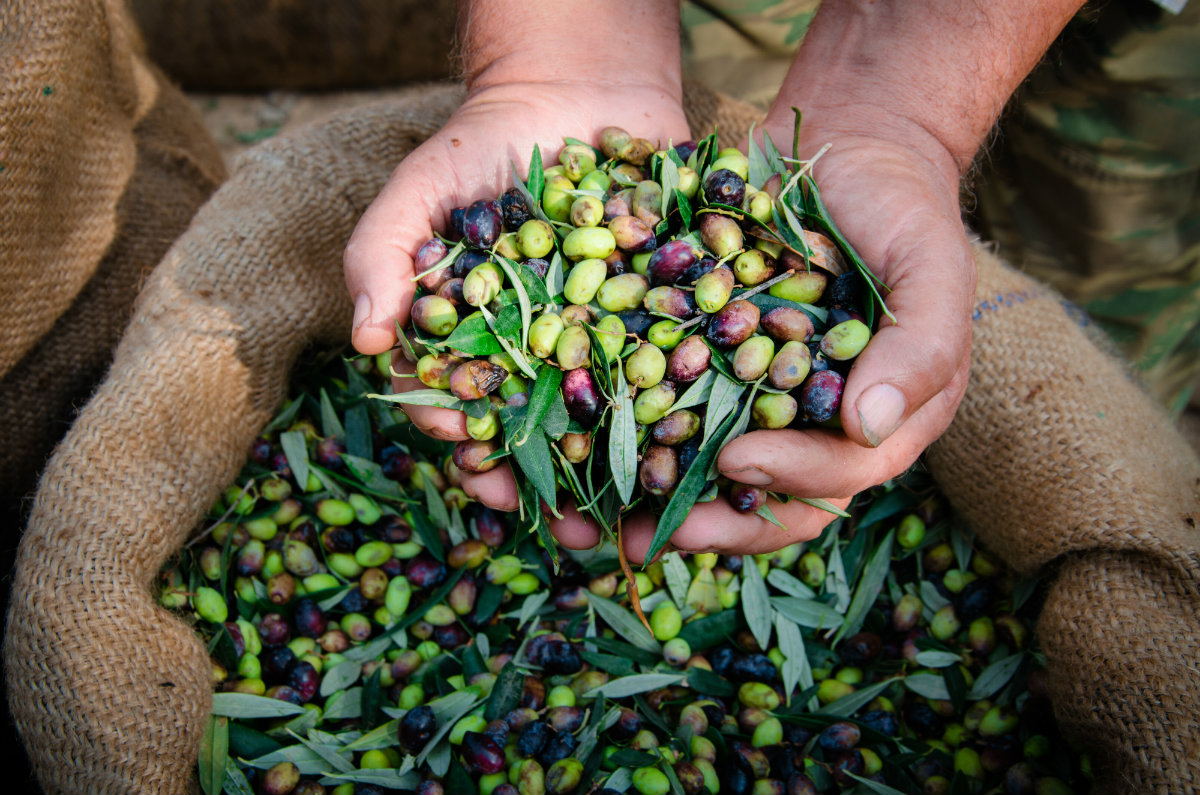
344,78,690,511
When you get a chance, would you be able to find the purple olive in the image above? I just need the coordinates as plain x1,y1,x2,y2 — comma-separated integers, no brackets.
760,307,814,343
415,238,451,292
464,199,503,248
703,168,746,208
524,257,550,278
258,613,290,646
728,483,766,514
800,370,844,423
453,249,491,280
643,285,698,319
450,206,467,239
706,300,760,348
291,598,325,639
646,240,699,285
287,661,319,702
561,368,602,427
399,704,437,753
518,720,552,758
474,505,506,547
666,334,712,383
818,721,861,752
380,444,416,482
405,555,447,589
639,445,679,496
434,623,471,649
609,214,657,253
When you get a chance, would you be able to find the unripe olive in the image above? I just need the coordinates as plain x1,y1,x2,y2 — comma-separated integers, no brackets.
467,409,501,441
494,233,521,261
411,295,459,336
706,300,760,348
733,249,775,287
498,372,528,402
578,168,611,193
767,341,812,390
744,190,773,225
768,270,827,304
677,165,700,199
820,319,871,361
560,432,592,463
639,444,679,496
599,126,632,159
666,334,711,382
596,273,649,313
694,267,735,314
559,143,597,182
646,320,684,351
892,593,923,632
463,262,504,307
632,180,664,227
931,605,961,640
649,601,683,641
733,335,775,381
738,682,782,710
652,410,700,446
710,152,749,181
751,716,784,748
562,227,616,262
555,325,592,370
563,258,608,305
594,314,627,362
760,307,814,343
633,382,676,425
194,586,228,624
517,220,555,259
663,637,692,667
632,766,670,795
698,213,743,259
798,551,826,588
529,313,566,359
625,343,667,388
609,214,657,253
416,352,462,390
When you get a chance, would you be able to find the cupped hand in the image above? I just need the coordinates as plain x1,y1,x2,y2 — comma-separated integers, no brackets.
344,79,690,511
552,114,975,563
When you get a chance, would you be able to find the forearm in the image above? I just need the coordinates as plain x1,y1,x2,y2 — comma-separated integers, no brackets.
457,0,682,97
771,0,1085,179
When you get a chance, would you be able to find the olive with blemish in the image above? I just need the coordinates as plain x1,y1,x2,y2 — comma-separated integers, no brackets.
632,180,664,227
703,168,746,208
463,199,503,248
449,360,507,401
733,249,775,286
768,341,812,389
462,262,503,307
561,432,592,463
732,335,775,381
820,319,871,360
597,273,649,313
415,238,451,292
699,212,743,259
560,144,597,182
461,731,505,775
605,249,630,276
652,410,700,446
609,215,657,253
453,439,501,473
539,730,577,767
398,704,437,753
604,191,633,222
411,295,458,337
639,444,679,496
751,393,797,429
643,285,696,319
800,370,844,422
694,266,735,313
681,255,717,286
435,277,466,308
562,368,603,427
499,186,532,230
646,240,699,285
666,334,711,382
706,300,760,348
729,483,766,513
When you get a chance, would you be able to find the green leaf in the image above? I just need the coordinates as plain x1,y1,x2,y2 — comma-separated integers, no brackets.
609,370,638,505
362,664,385,729
701,339,742,386
547,250,566,299
423,473,451,534
501,405,557,515
701,372,743,448
320,660,363,697
542,393,569,440
485,662,526,721
343,403,372,461
369,388,487,417
746,125,773,189
777,614,815,710
279,430,310,493
676,604,744,651
769,596,843,630
671,368,716,412
581,322,616,400
584,636,662,667
816,677,897,717
660,552,691,610
743,292,828,326
222,758,254,795
585,673,684,700
857,487,922,529
417,691,484,766
742,560,773,651
518,262,554,304
834,529,894,646
825,545,852,612
443,313,504,355
843,771,911,795
905,673,951,701
766,568,816,600
319,388,345,439
520,367,564,445
969,653,1025,700
479,305,539,380
494,255,534,351
198,715,228,795
262,395,305,434
950,525,974,572
580,649,636,677
682,666,737,697
660,155,679,219
916,650,963,669
343,719,402,752
646,410,739,564
287,729,355,774
243,745,326,775
228,724,282,759
211,693,306,719
675,188,693,229
585,592,661,654
319,768,420,790
761,128,788,176
528,144,545,204
770,203,807,255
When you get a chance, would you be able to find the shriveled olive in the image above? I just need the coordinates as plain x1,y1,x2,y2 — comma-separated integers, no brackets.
449,360,508,401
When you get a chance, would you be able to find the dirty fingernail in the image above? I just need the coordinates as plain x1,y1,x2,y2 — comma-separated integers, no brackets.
857,383,906,447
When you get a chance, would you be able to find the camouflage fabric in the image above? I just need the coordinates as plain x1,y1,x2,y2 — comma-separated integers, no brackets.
684,0,1200,413
971,1,1200,414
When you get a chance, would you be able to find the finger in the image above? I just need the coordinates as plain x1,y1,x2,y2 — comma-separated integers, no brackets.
390,354,468,441
461,462,521,512
718,355,968,496
838,219,976,449
548,499,604,550
344,142,455,355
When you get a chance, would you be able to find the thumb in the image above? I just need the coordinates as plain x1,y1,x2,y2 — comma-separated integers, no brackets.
838,227,976,448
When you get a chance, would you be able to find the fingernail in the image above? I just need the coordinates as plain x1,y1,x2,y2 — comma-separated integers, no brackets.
721,465,773,486
857,383,906,447
352,293,371,333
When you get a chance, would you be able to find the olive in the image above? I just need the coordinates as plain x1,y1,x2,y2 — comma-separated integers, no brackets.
644,285,697,319
594,314,627,361
555,325,592,370
632,180,664,227
733,248,775,286
799,370,844,423
732,335,775,381
706,300,760,348
767,341,812,389
463,199,503,248
529,313,566,359
646,240,699,285
694,266,735,313
563,258,608,304
703,168,746,208
729,483,766,513
699,212,744,259
760,307,814,343
625,343,667,388
399,704,437,753
609,215,657,253
516,219,555,259
768,270,827,304
562,227,616,262
562,368,603,427
666,334,712,382
820,319,871,360
453,439,501,473
500,186,532,230
596,273,649,313
414,238,451,292
751,393,797,429
448,360,508,401
633,382,676,425
651,410,701,446
411,295,458,337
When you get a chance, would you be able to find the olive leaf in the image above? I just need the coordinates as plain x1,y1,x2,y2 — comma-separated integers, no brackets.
742,559,773,651
584,673,684,700
770,596,843,630
585,592,661,654
279,429,310,493
442,313,504,356
479,305,539,380
609,370,638,506
746,124,773,190
198,715,228,795
212,693,306,719
527,144,545,204
671,368,716,413
905,673,952,701
494,255,534,350
319,388,345,439
518,367,564,446
833,529,895,646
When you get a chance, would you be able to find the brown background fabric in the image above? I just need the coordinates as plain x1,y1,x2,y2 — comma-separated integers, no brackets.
926,251,1200,793
129,0,456,91
3,21,1198,790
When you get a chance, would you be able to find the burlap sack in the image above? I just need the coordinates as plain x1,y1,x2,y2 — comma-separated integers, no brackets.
925,253,1200,793
0,0,227,516
6,77,1198,794
129,0,455,91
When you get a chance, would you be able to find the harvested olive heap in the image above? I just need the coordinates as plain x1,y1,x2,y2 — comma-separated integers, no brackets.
165,354,1089,795
382,125,886,564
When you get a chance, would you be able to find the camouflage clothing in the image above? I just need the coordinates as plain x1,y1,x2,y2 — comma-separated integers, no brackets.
683,0,1200,413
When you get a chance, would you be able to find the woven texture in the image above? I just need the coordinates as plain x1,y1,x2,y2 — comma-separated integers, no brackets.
5,69,1199,793
926,249,1200,793
0,0,226,513
130,0,455,90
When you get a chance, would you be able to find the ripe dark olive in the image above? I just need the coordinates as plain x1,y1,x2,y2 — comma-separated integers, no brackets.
286,661,319,702
818,721,861,751
464,199,503,249
399,704,437,753
405,555,447,589
561,368,602,427
518,720,552,758
453,249,492,280
703,168,746,208
646,240,699,285
706,300,760,348
291,598,325,639
728,483,766,513
800,370,845,423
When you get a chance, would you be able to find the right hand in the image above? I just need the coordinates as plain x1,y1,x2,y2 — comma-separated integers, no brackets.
343,79,690,510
